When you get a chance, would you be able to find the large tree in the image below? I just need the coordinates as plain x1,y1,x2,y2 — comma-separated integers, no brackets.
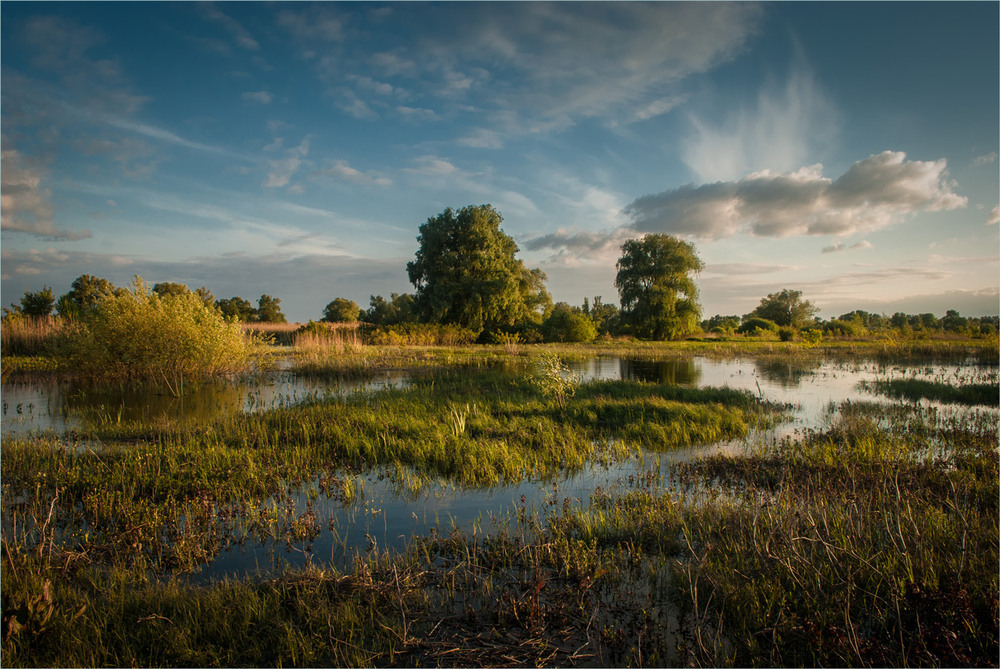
406,205,550,335
323,298,361,323
615,234,704,340
749,289,818,328
57,274,118,318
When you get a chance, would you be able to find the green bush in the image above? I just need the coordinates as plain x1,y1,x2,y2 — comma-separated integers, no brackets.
777,326,796,342
801,327,823,345
54,277,260,393
541,306,597,343
737,317,778,336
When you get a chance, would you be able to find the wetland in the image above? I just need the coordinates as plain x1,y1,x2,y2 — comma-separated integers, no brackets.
2,341,998,666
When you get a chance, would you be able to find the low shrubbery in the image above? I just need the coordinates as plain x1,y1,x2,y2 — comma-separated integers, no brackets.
53,277,261,393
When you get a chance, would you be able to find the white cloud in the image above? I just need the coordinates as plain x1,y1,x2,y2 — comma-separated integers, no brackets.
0,149,91,240
265,139,310,189
682,61,837,183
973,152,998,166
457,129,503,149
822,240,873,254
988,205,999,225
242,90,273,105
313,160,392,187
523,227,634,265
403,156,461,176
199,3,260,51
624,151,967,240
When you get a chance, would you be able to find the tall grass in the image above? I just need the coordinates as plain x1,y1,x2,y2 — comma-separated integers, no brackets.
0,316,64,357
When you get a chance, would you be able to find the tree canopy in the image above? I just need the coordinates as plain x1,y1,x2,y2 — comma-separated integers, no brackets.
57,274,118,318
749,289,818,328
323,298,361,323
406,204,550,336
614,234,704,340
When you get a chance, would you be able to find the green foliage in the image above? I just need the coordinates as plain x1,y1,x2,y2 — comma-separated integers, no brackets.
615,234,703,340
582,296,620,335
55,277,259,393
56,274,118,319
323,298,361,323
152,282,190,298
216,296,256,322
363,293,417,326
541,303,597,343
749,288,819,327
407,204,550,336
19,286,55,318
255,294,286,323
528,352,580,407
777,326,796,342
824,318,864,337
703,314,740,334
801,327,823,345
365,323,477,346
737,317,778,335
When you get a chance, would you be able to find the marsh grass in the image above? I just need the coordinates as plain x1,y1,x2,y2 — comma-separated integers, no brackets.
862,377,999,406
1,317,65,358
3,349,997,667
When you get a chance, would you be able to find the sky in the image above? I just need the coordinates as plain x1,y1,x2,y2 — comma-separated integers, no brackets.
2,1,998,322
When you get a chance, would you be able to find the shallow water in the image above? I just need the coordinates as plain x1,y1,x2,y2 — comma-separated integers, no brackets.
2,355,995,581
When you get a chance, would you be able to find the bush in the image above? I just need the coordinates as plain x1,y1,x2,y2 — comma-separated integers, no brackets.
54,277,260,393
541,306,597,343
737,317,778,336
824,318,864,337
777,326,796,342
364,323,476,346
801,327,823,345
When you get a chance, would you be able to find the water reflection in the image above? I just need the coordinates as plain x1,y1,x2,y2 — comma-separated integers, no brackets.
566,356,700,386
752,357,823,388
1,371,410,435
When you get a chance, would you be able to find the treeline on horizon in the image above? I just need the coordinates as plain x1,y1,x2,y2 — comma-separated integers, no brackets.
4,204,998,346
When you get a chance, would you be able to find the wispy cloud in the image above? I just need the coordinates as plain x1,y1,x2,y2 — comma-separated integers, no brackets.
264,138,310,189
198,3,260,51
683,59,837,183
242,90,273,105
0,149,91,240
625,151,966,240
822,240,873,254
102,115,249,160
973,152,998,166
988,205,999,225
313,160,392,187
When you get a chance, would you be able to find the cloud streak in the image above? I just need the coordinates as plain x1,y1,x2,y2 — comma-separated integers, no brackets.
0,149,91,240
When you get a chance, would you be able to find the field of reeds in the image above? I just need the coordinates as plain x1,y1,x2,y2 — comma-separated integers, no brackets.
1,336,997,667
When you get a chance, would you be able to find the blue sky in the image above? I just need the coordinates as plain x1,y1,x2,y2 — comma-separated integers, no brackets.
2,1,997,322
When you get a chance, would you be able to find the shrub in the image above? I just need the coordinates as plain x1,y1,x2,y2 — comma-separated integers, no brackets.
528,352,579,407
737,317,778,336
824,318,864,337
364,323,476,346
541,306,597,343
777,326,796,342
54,277,260,394
801,327,823,345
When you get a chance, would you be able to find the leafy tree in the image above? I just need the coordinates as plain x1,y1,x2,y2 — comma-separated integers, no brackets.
703,314,740,333
517,267,553,327
363,293,418,326
749,289,819,328
194,286,215,308
941,309,969,333
19,286,55,318
407,205,547,336
216,296,257,322
152,282,190,298
323,298,361,323
57,274,118,318
256,295,286,323
583,296,620,336
614,234,704,340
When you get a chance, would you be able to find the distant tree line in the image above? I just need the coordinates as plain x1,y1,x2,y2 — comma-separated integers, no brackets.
5,203,997,343
4,276,288,325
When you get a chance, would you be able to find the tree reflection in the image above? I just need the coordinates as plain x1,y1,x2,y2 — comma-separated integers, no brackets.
619,358,701,386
